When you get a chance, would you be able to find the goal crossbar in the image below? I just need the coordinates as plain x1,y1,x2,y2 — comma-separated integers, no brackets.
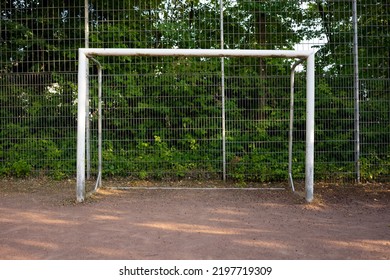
77,48,315,202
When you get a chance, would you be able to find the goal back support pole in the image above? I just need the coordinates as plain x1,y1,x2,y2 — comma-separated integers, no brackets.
77,48,315,202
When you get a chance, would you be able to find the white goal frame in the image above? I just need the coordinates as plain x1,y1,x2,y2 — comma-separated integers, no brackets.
77,48,315,203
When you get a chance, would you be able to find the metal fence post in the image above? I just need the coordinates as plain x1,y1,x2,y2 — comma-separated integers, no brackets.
220,0,226,181
352,0,360,183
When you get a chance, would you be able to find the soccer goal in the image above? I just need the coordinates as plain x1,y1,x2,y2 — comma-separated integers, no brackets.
76,48,315,203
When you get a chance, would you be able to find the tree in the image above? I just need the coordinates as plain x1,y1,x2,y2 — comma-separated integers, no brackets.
1,0,84,73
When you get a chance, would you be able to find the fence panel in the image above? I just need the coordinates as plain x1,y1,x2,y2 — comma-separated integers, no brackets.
1,0,389,182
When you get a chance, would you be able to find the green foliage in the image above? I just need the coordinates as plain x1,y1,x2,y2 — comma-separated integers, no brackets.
229,152,288,183
10,160,32,177
98,136,219,180
360,155,390,181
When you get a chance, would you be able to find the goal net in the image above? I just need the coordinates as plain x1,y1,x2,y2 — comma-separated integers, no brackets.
77,48,315,202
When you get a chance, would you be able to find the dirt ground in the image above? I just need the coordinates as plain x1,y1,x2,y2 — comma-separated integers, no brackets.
0,178,389,260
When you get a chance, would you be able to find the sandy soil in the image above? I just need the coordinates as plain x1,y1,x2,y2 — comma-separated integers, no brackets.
0,178,389,260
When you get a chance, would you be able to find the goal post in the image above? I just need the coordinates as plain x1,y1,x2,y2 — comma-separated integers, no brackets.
77,48,315,203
